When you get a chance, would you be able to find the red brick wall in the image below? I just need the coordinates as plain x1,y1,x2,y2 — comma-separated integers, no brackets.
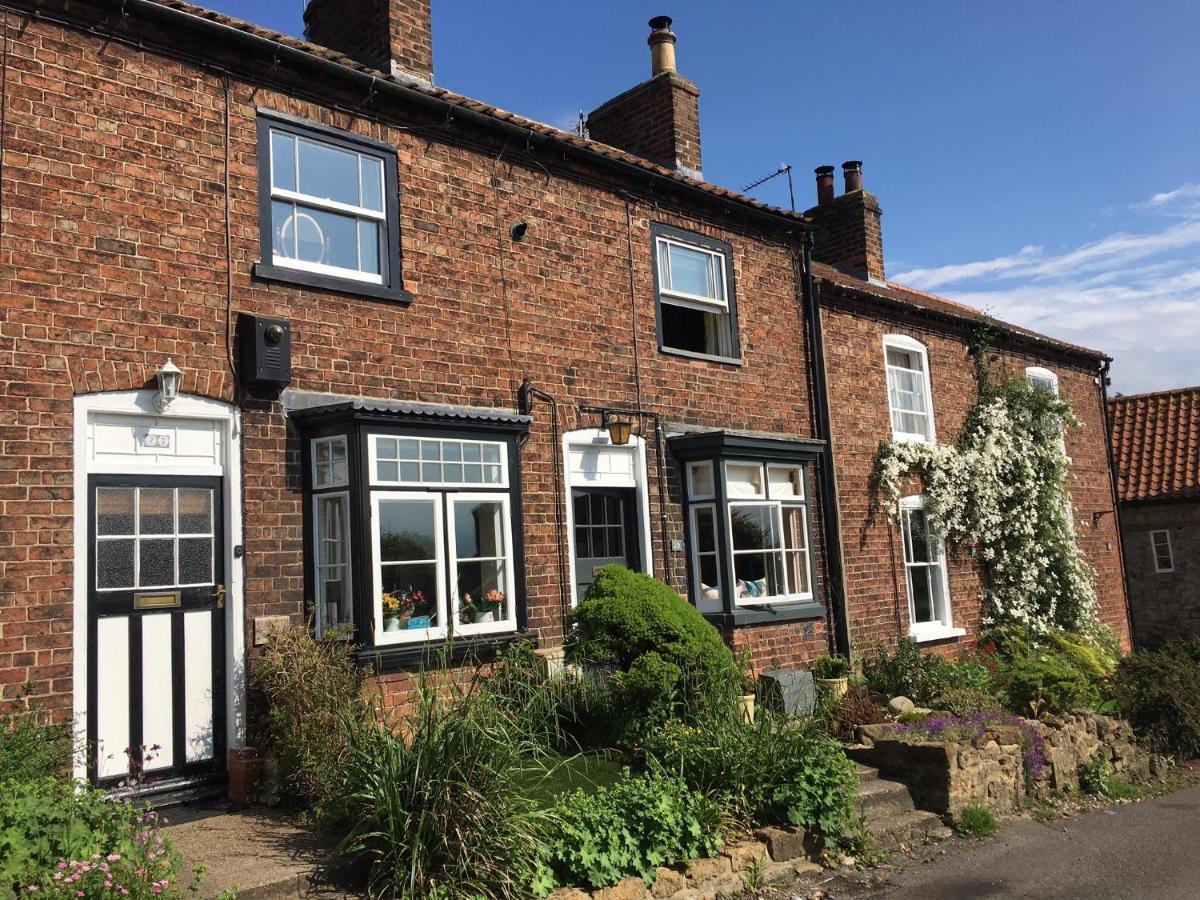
304,0,433,83
820,290,1131,658
0,13,827,719
587,73,703,175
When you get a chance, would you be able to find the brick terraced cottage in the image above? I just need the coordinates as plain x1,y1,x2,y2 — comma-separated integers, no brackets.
1110,387,1200,647
0,0,1130,800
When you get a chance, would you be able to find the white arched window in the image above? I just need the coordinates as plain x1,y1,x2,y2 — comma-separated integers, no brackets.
883,335,936,443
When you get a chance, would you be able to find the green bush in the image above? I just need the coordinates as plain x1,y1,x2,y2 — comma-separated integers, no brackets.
1112,642,1200,757
252,624,371,822
0,699,73,783
932,686,1004,717
1079,751,1114,798
1003,650,1101,715
813,655,851,679
954,802,997,839
334,667,551,900
567,567,739,735
644,710,859,846
544,765,723,890
0,778,183,898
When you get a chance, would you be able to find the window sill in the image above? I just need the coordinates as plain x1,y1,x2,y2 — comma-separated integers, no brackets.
703,601,824,629
355,631,533,674
908,625,966,644
891,433,935,445
254,262,413,304
658,345,743,367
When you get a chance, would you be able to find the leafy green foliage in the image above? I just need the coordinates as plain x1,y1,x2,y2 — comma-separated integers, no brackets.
821,682,888,742
567,567,739,738
544,766,723,890
933,686,1004,717
643,710,859,846
0,778,182,899
1079,751,1114,798
0,699,73,783
862,640,995,708
813,655,851,679
252,624,371,822
1112,640,1200,757
954,802,997,839
983,625,1116,715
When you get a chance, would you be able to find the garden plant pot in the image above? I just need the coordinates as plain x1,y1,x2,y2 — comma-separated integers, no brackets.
817,676,849,701
407,615,433,629
475,610,495,623
383,615,402,633
737,693,756,724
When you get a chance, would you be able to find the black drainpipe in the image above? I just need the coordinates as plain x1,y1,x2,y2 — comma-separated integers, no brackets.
1099,359,1138,649
799,233,852,659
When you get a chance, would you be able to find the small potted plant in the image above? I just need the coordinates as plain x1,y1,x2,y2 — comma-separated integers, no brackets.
813,654,851,700
736,652,757,724
473,588,505,624
381,591,410,632
404,590,432,629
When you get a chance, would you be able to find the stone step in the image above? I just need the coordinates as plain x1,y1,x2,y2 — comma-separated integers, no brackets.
856,776,918,817
855,763,880,784
868,808,952,852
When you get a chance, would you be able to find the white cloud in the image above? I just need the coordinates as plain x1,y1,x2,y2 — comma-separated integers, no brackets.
889,185,1200,394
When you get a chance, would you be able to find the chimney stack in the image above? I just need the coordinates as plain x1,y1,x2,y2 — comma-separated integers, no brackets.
814,165,835,206
806,160,885,283
304,0,433,86
586,16,703,179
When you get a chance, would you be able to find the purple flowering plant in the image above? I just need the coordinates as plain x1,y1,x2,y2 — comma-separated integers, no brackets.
882,711,1047,781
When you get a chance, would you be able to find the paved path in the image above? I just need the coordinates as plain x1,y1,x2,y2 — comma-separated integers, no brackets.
858,785,1200,899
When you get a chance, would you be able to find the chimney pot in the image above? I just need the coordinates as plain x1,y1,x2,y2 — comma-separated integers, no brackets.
815,165,835,206
648,15,678,76
842,160,863,193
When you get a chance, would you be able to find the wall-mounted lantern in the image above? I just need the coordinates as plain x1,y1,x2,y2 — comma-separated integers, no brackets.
155,359,182,413
604,411,634,446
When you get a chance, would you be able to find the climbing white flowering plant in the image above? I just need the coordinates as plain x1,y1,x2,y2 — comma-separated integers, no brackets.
874,369,1098,634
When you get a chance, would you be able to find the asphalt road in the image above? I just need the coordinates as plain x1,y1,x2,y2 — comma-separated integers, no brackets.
854,785,1200,899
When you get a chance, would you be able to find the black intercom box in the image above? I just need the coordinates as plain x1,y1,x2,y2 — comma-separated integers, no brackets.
237,313,292,387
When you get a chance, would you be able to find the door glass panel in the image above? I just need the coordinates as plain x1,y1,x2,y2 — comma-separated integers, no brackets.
139,488,175,535
178,538,213,586
96,539,135,590
139,539,175,587
96,488,135,535
178,490,212,534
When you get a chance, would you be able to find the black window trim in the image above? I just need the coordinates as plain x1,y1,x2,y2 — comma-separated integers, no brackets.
254,109,412,304
671,431,825,627
651,222,743,366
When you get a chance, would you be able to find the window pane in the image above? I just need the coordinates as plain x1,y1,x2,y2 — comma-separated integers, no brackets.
574,527,592,559
481,444,501,464
376,439,398,460
769,467,804,499
139,488,175,536
463,443,482,462
178,538,213,585
484,465,503,485
378,500,436,561
96,539,135,589
360,156,384,211
698,555,720,593
693,506,716,553
734,552,782,597
689,463,714,498
421,441,442,461
270,131,296,192
139,539,174,587
96,488,135,536
906,509,932,563
731,504,778,550
458,559,508,623
422,462,442,482
726,463,763,498
607,526,624,557
376,461,399,482
909,566,935,623
786,550,810,595
318,496,346,565
399,439,420,460
399,462,421,482
296,206,360,270
380,562,439,627
444,442,463,462
782,506,808,551
444,462,463,482
178,489,212,534
666,243,718,299
359,220,381,275
887,347,920,371
661,301,730,357
454,501,504,559
271,200,296,258
297,138,360,207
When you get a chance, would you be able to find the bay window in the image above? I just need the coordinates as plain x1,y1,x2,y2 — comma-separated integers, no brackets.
296,401,528,668
673,432,824,626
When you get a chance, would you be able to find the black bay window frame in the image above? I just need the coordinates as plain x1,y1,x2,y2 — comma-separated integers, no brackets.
295,404,530,672
253,109,412,304
671,431,827,628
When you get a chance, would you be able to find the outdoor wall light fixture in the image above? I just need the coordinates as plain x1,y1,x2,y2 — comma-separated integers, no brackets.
155,359,183,412
509,221,528,242
603,411,634,446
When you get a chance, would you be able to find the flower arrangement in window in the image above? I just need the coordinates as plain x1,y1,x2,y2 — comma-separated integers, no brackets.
381,588,429,632
460,589,506,625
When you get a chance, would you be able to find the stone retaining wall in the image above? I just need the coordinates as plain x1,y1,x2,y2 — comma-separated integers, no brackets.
547,825,820,900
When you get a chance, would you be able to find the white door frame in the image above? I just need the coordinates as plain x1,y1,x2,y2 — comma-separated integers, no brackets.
72,391,245,781
562,428,653,604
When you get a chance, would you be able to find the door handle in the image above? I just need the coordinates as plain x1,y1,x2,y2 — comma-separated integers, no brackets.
213,584,226,609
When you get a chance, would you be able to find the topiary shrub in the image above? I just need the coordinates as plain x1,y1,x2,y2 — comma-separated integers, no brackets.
1003,650,1101,715
567,566,738,734
1112,643,1200,757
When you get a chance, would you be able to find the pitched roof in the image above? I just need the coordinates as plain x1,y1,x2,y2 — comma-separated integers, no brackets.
1109,386,1200,503
812,263,1107,361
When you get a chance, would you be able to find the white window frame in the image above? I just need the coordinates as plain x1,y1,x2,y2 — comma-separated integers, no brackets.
688,501,722,612
723,461,814,606
883,334,936,444
1151,530,1175,574
447,492,517,638
655,235,729,313
311,435,349,490
313,491,353,637
268,127,388,285
899,495,964,642
370,492,448,646
1025,366,1069,458
369,435,509,489
687,460,716,501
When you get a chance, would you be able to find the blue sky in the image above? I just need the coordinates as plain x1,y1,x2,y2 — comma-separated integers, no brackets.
207,1,1199,394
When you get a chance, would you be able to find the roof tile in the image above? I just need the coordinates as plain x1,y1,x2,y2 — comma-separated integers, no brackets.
1109,386,1200,503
